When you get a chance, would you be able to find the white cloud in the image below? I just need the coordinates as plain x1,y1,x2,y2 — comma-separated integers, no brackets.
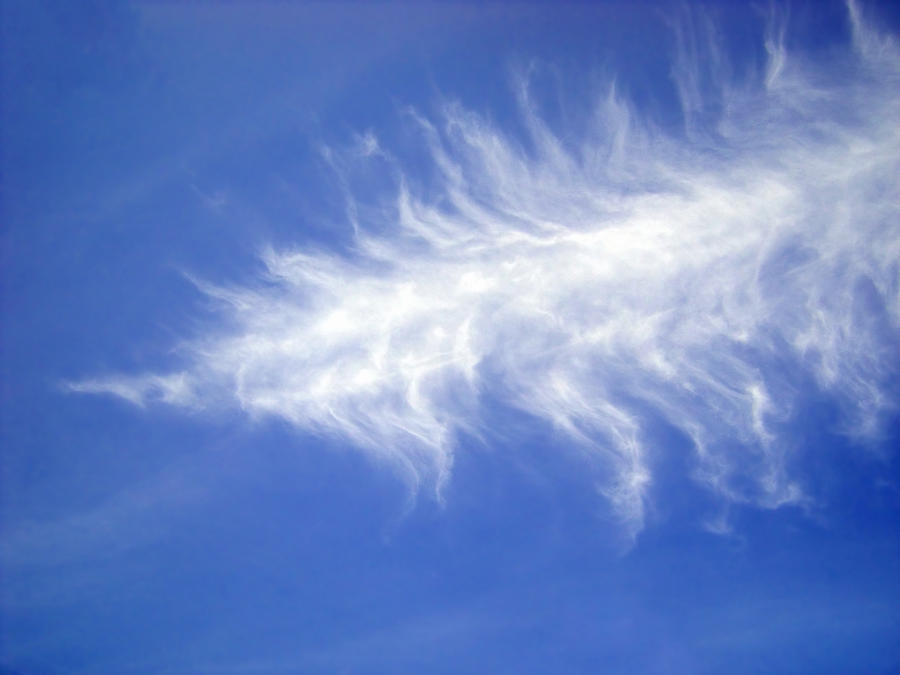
65,372,197,408
72,4,899,539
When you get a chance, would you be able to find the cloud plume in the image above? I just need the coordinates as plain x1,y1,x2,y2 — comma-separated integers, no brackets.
71,3,900,538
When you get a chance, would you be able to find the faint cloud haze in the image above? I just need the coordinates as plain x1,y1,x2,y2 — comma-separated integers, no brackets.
69,3,899,539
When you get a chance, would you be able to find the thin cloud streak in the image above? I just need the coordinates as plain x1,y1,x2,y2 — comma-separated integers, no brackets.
71,4,899,539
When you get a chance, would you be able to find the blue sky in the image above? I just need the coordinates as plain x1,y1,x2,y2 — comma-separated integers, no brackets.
2,1,900,673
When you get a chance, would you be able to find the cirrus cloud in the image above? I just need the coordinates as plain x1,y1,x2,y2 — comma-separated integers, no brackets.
68,2,900,540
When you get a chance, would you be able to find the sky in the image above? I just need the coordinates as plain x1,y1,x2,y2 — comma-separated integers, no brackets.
1,0,899,673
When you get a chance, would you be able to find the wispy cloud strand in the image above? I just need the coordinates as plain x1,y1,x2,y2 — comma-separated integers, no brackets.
70,3,900,538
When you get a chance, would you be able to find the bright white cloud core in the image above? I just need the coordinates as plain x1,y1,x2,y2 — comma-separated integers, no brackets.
71,5,899,538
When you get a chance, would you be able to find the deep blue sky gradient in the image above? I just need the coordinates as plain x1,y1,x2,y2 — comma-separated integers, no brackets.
2,1,900,673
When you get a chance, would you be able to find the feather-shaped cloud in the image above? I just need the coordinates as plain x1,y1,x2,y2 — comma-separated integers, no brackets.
69,2,899,539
